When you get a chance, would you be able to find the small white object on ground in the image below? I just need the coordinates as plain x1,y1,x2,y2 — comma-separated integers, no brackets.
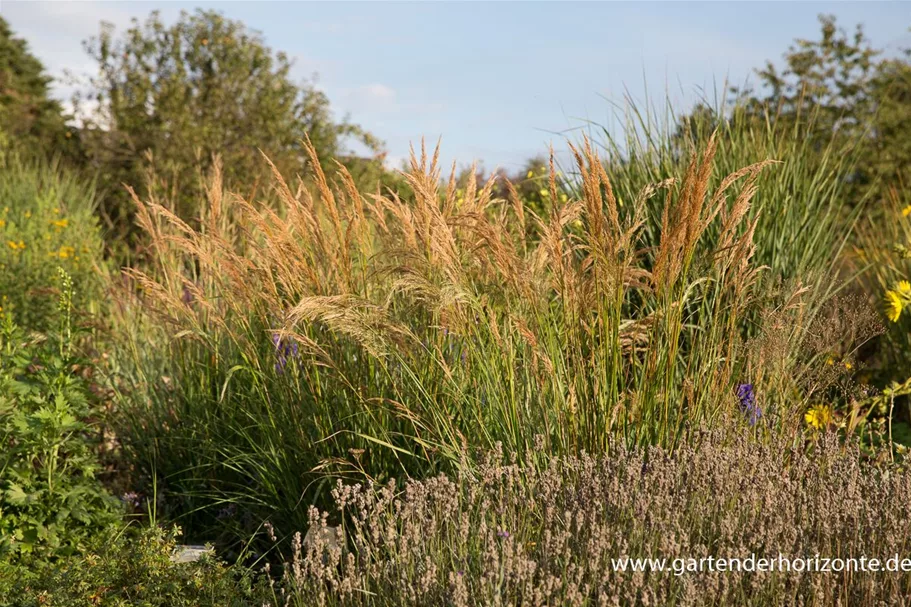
171,544,214,563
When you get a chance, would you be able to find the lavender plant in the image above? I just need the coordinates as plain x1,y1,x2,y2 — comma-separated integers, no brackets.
266,432,911,606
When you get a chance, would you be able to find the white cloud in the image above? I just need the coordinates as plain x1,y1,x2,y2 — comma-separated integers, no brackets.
359,83,396,103
346,83,397,112
335,83,401,115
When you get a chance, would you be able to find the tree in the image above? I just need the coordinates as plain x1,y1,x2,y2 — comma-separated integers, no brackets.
678,16,911,206
74,9,384,245
742,15,880,136
868,46,911,192
0,17,76,160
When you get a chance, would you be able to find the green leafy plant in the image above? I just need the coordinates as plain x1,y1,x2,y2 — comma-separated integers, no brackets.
0,154,106,333
0,525,267,606
0,269,120,560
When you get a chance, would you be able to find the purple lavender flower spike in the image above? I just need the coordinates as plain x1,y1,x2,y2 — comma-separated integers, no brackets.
736,383,762,426
272,332,301,374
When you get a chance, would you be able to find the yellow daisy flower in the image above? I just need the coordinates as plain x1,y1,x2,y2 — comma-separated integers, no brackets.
886,290,904,322
899,280,911,295
903,205,911,217
805,404,833,430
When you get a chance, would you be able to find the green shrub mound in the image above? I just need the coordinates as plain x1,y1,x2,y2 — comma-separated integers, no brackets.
0,526,267,607
0,155,105,333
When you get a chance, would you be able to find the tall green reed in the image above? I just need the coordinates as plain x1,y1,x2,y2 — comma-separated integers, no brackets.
565,91,866,298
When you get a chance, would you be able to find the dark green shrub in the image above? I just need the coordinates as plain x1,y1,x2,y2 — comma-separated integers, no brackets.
0,17,78,162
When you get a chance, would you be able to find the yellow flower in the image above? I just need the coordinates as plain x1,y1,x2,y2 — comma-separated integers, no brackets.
805,404,833,430
56,246,75,259
6,240,24,250
899,280,911,295
903,205,911,217
526,170,534,179
886,290,904,322
844,361,853,370
52,218,68,229
825,356,835,366
0,219,5,228
24,211,31,219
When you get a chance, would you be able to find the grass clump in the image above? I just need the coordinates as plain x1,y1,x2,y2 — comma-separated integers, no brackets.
110,128,868,550
574,96,865,302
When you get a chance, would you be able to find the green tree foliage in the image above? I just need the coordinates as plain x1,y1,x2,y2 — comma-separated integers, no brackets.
0,17,76,160
74,9,385,245
679,15,911,207
742,15,880,136
868,45,911,194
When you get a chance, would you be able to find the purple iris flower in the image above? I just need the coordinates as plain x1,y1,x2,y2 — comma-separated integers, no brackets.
736,383,762,426
272,333,300,373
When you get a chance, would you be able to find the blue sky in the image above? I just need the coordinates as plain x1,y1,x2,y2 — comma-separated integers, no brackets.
3,1,910,173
